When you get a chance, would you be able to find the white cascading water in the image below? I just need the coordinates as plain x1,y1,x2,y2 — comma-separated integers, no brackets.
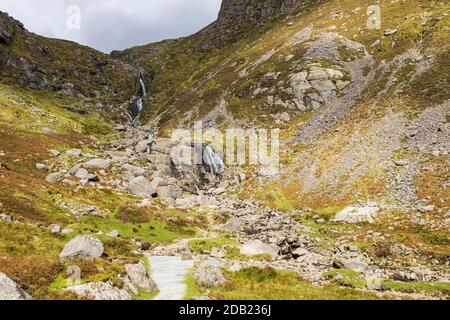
131,75,147,123
139,77,147,97
203,144,225,175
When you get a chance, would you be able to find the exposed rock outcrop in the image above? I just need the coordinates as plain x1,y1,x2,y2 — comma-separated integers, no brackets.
0,11,24,45
194,263,225,288
68,281,131,300
123,262,158,295
198,0,317,49
0,273,33,300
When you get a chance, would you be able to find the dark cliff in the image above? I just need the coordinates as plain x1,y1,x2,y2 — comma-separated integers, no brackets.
197,0,319,49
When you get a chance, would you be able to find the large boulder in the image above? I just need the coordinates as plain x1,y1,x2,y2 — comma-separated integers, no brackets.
123,164,146,177
170,142,224,193
66,149,83,157
194,263,225,288
123,262,157,295
75,168,98,181
59,235,104,260
240,240,279,258
157,185,183,199
108,151,130,163
45,172,63,183
68,281,131,300
128,176,157,197
84,158,112,170
0,273,33,300
333,205,379,224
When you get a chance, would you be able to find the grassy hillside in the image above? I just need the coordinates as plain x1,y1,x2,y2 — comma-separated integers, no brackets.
0,11,138,122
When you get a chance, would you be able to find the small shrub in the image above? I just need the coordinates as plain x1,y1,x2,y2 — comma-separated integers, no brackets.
116,207,150,224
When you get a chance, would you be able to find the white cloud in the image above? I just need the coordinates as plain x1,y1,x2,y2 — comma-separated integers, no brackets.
0,0,222,52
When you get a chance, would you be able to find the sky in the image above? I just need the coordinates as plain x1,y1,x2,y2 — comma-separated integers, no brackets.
0,0,222,53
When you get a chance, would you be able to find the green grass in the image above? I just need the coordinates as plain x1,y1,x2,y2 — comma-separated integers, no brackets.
409,227,450,246
314,206,346,220
135,288,160,300
183,271,205,300
72,215,192,244
211,268,388,300
188,237,273,261
323,269,366,289
383,281,450,296
224,246,273,262
0,221,65,257
189,237,236,254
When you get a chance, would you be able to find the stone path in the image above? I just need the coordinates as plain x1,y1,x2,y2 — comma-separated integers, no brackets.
148,256,194,300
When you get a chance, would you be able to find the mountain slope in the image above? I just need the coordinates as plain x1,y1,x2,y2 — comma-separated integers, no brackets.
114,0,449,208
0,11,139,121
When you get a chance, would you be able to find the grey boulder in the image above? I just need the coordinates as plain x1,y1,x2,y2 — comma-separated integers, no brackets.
45,172,63,183
68,281,131,300
124,262,157,295
0,273,33,300
194,263,225,288
59,235,104,260
240,240,279,258
157,185,183,199
128,176,157,197
84,158,112,170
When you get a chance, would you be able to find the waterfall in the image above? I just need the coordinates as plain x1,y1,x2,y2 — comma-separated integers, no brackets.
139,77,147,97
192,143,225,175
203,144,225,175
129,75,147,122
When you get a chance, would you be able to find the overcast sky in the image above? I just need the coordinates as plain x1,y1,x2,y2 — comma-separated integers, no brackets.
0,0,222,53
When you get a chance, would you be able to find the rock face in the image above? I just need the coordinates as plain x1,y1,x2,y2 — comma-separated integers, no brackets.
290,64,348,111
194,263,225,288
68,281,131,300
59,235,104,260
199,0,307,49
123,262,158,295
0,11,24,45
0,273,33,300
333,205,379,224
157,185,183,199
169,142,224,193
240,240,279,258
150,139,224,194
